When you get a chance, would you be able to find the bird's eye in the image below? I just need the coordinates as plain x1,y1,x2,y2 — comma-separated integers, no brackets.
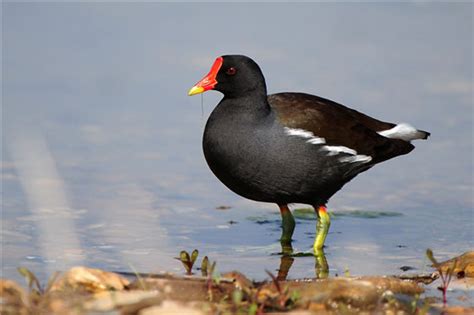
226,67,237,76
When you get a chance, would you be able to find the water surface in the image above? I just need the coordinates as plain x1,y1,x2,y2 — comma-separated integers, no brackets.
2,3,472,288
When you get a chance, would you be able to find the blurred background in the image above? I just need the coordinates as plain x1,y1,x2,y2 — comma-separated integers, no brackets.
2,2,472,283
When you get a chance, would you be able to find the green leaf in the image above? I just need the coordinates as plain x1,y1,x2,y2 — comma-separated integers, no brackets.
17,267,41,293
201,256,209,277
426,248,438,265
178,250,193,274
191,249,199,264
209,261,216,274
180,250,190,263
210,262,220,284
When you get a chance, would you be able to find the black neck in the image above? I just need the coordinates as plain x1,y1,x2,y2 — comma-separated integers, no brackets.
222,89,271,119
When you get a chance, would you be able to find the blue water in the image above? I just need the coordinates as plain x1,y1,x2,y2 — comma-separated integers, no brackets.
2,3,472,298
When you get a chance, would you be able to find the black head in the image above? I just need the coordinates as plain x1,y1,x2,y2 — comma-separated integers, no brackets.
188,55,267,98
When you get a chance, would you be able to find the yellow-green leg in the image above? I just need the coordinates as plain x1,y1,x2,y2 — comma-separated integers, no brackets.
313,205,331,253
278,204,295,246
313,205,330,278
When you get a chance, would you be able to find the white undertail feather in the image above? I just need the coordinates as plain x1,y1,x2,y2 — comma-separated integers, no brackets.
284,127,372,164
377,123,426,141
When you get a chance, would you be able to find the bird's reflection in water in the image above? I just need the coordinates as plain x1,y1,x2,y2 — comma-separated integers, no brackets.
314,249,329,279
277,241,295,281
276,240,329,280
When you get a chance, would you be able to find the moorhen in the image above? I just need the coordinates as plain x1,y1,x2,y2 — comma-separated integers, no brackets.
188,55,429,253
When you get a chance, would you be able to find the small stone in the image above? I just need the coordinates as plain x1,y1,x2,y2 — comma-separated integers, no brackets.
437,251,474,278
221,271,253,290
49,266,130,293
85,290,161,312
0,279,27,301
0,279,28,314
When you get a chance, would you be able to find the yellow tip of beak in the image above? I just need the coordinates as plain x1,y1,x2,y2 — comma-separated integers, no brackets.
188,86,205,96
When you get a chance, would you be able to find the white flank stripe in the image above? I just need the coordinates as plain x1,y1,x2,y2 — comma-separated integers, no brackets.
284,127,371,164
378,123,424,141
284,127,315,139
339,155,372,163
307,138,326,145
284,127,326,144
322,145,357,156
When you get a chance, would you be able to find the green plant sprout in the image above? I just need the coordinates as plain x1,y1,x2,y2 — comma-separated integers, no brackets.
265,270,299,311
128,263,148,290
17,267,60,295
176,249,214,277
206,261,219,302
176,249,199,275
17,267,42,294
426,248,458,307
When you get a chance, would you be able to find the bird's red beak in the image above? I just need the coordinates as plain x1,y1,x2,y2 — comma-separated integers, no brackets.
188,57,223,96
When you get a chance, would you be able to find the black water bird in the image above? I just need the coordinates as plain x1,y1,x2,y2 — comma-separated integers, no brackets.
188,55,430,253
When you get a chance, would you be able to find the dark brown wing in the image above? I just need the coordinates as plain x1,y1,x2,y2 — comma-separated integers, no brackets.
268,92,414,164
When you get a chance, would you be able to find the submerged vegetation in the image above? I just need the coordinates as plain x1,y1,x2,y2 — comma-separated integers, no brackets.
291,207,403,221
